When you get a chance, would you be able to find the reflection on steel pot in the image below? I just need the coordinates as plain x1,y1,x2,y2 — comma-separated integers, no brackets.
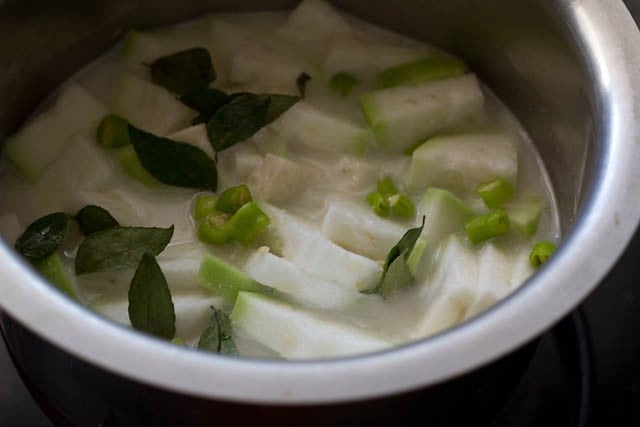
1,0,640,425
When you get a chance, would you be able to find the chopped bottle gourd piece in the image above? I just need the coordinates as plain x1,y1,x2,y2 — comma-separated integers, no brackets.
413,235,478,337
360,75,485,152
97,114,132,148
33,252,78,299
230,292,392,359
4,84,109,182
269,101,371,155
112,72,193,136
197,253,269,304
321,198,407,260
416,187,475,244
507,198,545,239
464,244,513,319
244,251,363,310
407,132,518,194
376,55,468,89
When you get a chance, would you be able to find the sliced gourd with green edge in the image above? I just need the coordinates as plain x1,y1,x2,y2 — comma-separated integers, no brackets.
230,291,392,359
255,202,317,257
323,35,431,75
4,135,114,223
408,188,476,279
407,132,518,194
287,232,381,292
197,252,271,304
156,243,211,293
112,72,193,136
413,235,479,338
406,235,428,276
120,18,213,69
464,244,512,319
244,251,363,310
507,197,545,238
257,202,381,291
417,188,475,243
32,252,78,299
209,17,314,85
360,74,484,153
279,0,353,45
269,101,371,155
4,84,109,182
376,55,467,89
208,18,258,84
228,51,318,96
320,198,406,261
510,248,535,291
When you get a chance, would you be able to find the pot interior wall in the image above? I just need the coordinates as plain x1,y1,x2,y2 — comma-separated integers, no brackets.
0,0,595,233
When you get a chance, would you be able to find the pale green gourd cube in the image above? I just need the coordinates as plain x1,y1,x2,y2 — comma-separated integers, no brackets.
507,197,545,238
197,253,268,304
4,84,109,181
407,132,518,194
244,251,363,310
464,244,513,319
413,235,478,338
360,74,484,152
408,188,476,279
112,72,193,136
269,101,371,155
230,291,392,359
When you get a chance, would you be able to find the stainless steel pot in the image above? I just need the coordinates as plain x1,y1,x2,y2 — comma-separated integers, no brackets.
1,0,639,424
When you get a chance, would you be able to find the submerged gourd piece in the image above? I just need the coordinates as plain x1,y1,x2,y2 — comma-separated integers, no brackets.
0,0,560,360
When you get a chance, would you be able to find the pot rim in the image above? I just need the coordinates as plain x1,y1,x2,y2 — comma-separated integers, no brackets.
1,0,639,405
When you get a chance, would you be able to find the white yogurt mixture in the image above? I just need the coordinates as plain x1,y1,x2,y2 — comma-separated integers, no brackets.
0,0,559,360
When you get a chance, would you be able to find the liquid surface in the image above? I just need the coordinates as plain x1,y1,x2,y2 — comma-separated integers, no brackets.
0,0,559,360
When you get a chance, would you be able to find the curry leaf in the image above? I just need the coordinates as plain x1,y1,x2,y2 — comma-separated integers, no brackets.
14,213,70,261
206,93,299,152
296,72,311,98
76,205,119,236
75,225,174,274
128,252,176,339
198,307,238,356
265,94,300,123
128,125,218,191
206,94,269,152
370,217,425,299
179,84,230,125
149,47,216,94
